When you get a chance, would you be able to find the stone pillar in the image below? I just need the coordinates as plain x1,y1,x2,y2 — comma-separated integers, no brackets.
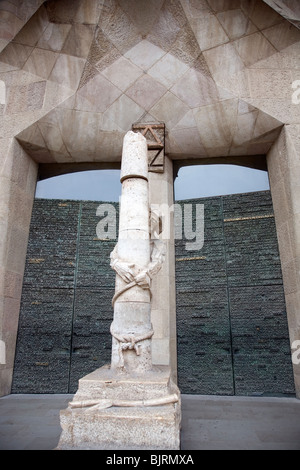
267,125,300,398
0,138,38,397
57,131,181,450
131,123,178,380
149,156,178,382
110,131,152,373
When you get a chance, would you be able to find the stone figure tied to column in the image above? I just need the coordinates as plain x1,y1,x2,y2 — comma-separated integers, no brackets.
109,210,166,363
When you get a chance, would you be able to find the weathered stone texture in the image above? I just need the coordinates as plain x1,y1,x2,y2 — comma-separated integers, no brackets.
176,191,295,396
1,0,297,164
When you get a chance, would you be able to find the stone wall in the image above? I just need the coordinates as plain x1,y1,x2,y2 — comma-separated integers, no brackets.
12,200,116,393
176,191,295,396
12,192,295,396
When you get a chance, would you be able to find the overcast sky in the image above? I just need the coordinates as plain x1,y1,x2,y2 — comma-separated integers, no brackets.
35,164,270,202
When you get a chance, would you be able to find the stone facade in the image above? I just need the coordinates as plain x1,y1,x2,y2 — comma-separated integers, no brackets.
12,192,295,398
1,0,300,398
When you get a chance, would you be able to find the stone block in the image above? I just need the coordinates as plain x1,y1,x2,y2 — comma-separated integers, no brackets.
12,5,48,47
234,32,277,67
150,91,189,130
74,0,102,25
246,68,293,100
126,74,167,112
190,12,229,51
98,1,140,55
148,52,189,89
62,24,95,59
193,99,238,150
203,42,245,82
170,22,201,67
23,48,59,80
281,259,298,295
263,21,300,51
58,404,180,450
48,54,86,90
0,43,33,69
57,108,101,160
293,213,300,256
76,73,121,113
117,0,165,37
37,23,72,52
103,94,144,132
45,0,81,24
233,109,258,146
57,365,181,450
181,0,212,19
285,292,300,337
101,56,143,92
171,68,219,109
240,0,283,30
2,297,21,334
145,3,181,52
73,365,175,401
217,8,257,40
6,226,29,275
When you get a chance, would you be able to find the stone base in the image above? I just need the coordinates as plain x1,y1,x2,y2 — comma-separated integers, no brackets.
56,365,181,450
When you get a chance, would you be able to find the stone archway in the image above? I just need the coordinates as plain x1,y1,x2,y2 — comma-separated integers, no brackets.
1,0,300,397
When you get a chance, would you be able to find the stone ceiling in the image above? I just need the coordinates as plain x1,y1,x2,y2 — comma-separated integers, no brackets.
263,0,300,29
0,0,300,165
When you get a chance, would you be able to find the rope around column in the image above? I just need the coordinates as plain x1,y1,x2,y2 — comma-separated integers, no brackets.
111,279,152,307
110,323,154,368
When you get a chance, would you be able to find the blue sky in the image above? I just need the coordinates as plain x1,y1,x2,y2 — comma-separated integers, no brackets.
35,164,270,202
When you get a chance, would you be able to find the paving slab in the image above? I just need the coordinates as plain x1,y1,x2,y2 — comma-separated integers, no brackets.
181,395,300,450
0,394,300,450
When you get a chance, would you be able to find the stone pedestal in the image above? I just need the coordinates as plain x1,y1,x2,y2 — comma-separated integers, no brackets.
57,365,181,450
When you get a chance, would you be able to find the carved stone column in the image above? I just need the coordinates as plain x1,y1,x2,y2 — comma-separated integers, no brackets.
110,131,153,373
56,131,181,450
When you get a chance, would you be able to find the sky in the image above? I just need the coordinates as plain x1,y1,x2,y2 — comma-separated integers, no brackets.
35,164,270,202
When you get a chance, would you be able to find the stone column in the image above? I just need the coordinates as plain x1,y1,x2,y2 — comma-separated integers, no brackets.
0,139,38,397
110,131,152,373
149,156,178,381
267,125,300,398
